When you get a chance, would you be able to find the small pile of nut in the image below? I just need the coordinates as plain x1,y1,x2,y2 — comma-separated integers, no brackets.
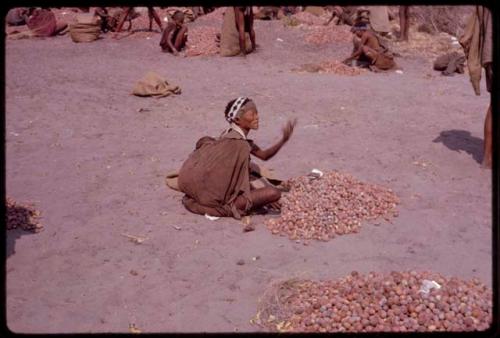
6,197,43,232
266,171,399,241
292,11,327,26
293,61,365,76
318,60,365,75
186,26,219,56
255,271,493,333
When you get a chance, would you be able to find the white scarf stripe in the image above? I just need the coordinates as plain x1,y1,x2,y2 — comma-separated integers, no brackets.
226,97,248,122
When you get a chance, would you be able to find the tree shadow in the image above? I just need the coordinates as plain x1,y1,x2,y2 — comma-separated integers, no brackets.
432,130,483,164
6,203,42,258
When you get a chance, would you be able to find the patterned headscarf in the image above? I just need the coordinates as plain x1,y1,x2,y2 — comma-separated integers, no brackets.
226,97,251,122
224,97,256,139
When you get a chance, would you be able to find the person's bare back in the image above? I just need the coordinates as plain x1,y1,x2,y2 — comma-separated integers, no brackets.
362,30,382,51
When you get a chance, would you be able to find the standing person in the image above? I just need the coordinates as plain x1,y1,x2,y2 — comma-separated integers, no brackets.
398,6,410,41
460,6,493,168
220,7,256,57
113,6,163,38
159,11,188,56
234,7,256,56
177,97,297,219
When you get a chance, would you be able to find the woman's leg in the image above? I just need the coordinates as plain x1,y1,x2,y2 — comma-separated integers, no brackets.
234,186,281,213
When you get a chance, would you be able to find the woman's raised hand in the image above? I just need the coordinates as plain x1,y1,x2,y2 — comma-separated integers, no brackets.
282,118,298,143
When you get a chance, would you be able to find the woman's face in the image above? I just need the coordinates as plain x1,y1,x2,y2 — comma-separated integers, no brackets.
236,107,259,130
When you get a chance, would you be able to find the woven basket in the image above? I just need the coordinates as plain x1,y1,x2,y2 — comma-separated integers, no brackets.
69,23,100,43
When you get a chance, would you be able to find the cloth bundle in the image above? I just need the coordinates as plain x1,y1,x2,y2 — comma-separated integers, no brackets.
433,52,466,76
132,72,181,98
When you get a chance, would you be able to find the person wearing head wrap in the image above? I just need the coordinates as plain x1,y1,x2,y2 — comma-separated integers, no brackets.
177,97,297,219
343,22,396,71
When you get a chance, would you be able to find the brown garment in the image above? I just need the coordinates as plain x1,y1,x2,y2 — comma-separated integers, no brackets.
220,7,252,57
433,52,466,76
26,9,58,37
166,162,282,192
373,52,396,70
159,22,185,51
178,130,255,219
459,6,492,96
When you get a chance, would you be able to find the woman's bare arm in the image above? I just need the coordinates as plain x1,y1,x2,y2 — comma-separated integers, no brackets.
251,119,297,161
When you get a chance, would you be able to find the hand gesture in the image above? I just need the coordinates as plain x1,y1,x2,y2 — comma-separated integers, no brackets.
282,118,297,143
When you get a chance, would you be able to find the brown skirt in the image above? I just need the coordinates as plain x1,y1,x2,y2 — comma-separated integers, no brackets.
374,52,396,70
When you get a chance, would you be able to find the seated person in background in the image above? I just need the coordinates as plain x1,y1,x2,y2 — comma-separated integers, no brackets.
26,8,68,37
343,23,396,71
159,11,188,56
177,97,296,219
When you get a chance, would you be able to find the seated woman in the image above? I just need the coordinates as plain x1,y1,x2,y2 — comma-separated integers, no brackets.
26,8,68,37
177,97,296,219
342,22,396,71
159,11,188,56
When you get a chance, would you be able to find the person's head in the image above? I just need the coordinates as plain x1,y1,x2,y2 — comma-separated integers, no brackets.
172,11,184,25
351,22,368,37
224,97,259,130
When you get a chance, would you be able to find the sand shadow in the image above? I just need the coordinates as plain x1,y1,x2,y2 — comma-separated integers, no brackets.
432,130,483,164
6,203,41,258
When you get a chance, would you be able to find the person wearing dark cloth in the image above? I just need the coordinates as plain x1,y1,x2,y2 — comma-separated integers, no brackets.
343,23,396,71
234,7,256,56
177,97,297,219
159,11,188,56
398,6,410,41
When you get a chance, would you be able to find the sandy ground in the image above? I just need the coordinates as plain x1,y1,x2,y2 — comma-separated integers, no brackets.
5,11,492,333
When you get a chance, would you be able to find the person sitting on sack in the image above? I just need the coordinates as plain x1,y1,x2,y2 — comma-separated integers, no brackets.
343,22,396,72
159,11,188,56
177,97,297,219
